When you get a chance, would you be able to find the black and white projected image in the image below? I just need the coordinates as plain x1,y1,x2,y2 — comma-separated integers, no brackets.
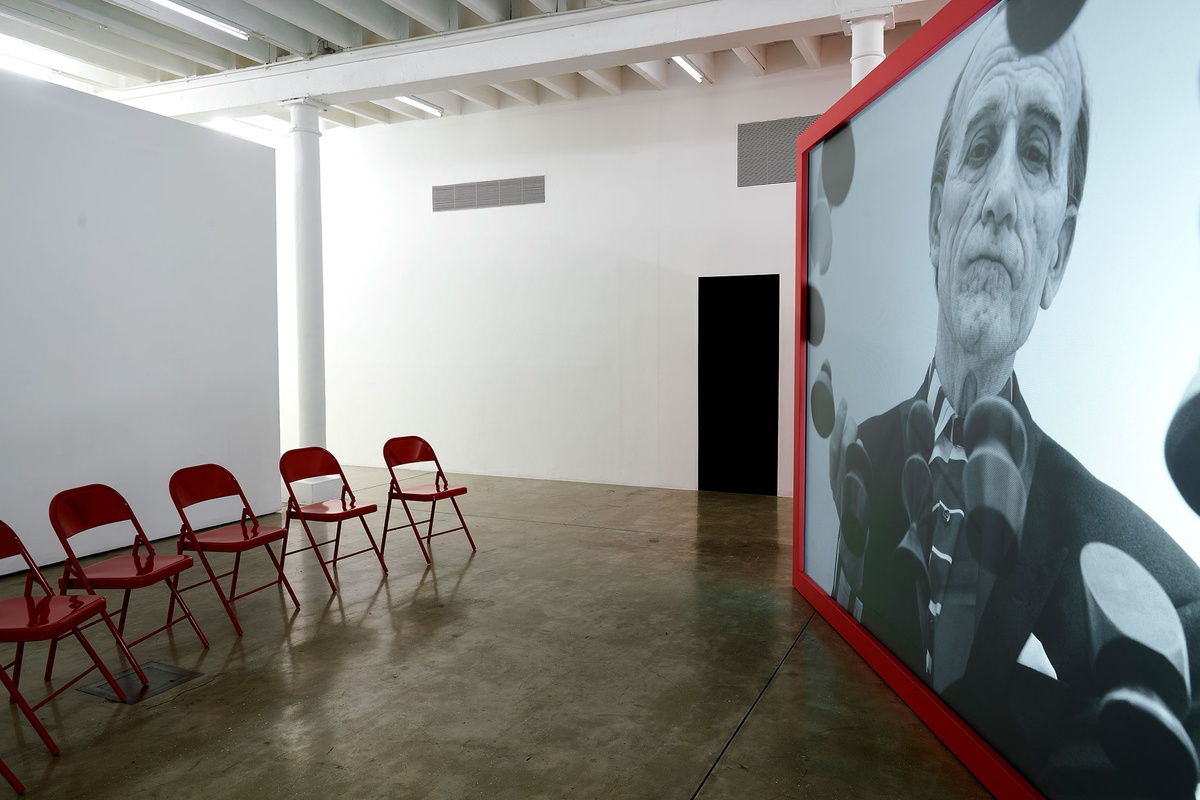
803,1,1200,798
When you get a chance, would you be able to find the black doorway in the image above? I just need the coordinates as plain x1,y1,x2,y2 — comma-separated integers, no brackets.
697,274,779,495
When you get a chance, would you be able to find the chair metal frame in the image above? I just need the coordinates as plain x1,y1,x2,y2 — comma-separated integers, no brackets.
382,436,476,564
169,464,300,636
279,447,388,593
47,484,209,678
0,519,131,762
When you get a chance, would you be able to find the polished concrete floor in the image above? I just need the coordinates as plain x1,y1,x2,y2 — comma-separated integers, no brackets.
0,469,992,798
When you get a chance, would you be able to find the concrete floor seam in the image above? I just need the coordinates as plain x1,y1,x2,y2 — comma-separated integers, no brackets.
689,610,816,800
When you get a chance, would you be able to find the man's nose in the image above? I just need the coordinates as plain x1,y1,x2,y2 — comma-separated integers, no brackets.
981,131,1018,229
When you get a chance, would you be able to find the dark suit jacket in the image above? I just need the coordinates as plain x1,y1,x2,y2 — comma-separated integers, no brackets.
852,374,1200,794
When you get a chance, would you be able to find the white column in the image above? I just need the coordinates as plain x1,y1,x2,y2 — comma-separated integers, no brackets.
287,99,326,449
842,9,895,86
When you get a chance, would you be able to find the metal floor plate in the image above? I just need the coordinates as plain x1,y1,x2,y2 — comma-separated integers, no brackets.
78,661,203,704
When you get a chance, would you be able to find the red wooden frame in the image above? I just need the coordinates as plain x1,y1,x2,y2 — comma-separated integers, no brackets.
792,1,1043,798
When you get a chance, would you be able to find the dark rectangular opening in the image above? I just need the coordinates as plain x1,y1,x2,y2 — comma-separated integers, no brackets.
698,274,780,494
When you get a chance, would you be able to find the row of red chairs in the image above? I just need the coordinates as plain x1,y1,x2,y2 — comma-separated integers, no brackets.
0,436,475,794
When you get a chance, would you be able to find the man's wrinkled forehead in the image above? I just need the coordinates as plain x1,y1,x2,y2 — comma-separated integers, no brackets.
951,14,1083,133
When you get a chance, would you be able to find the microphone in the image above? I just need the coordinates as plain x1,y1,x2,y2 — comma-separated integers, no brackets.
962,395,1028,574
1165,365,1200,516
1081,542,1199,798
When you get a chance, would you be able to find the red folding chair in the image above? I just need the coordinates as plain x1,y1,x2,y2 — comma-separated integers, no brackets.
47,484,209,676
279,447,387,593
382,436,476,564
169,464,300,636
0,519,132,762
0,757,21,795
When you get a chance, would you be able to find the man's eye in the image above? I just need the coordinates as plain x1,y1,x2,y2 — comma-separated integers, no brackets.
965,130,995,167
1020,131,1051,173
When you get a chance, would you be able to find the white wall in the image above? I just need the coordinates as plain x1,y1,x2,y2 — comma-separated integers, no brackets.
315,51,848,494
0,71,279,567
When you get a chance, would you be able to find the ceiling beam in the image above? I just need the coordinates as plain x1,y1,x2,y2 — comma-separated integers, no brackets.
375,0,451,32
153,0,323,58
733,43,766,76
316,0,412,41
793,35,822,69
239,0,364,50
579,65,620,95
107,0,916,116
0,16,173,83
0,0,206,77
450,84,502,109
455,0,510,25
317,106,363,126
28,0,240,71
532,72,576,100
685,52,714,83
99,0,273,62
334,100,395,123
492,79,538,105
628,59,668,89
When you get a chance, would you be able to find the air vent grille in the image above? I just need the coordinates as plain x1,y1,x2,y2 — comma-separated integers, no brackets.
433,175,546,211
737,115,819,187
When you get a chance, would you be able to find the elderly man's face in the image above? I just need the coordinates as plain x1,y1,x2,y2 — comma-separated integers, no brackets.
931,26,1082,363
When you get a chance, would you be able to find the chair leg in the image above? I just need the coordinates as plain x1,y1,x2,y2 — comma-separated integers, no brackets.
97,609,149,686
451,497,477,551
164,579,209,649
290,517,338,593
196,550,243,637
264,544,300,610
0,667,58,756
0,754,25,795
70,628,127,703
116,589,133,636
381,497,393,558
10,644,22,702
425,499,439,560
229,552,242,600
42,637,57,684
402,499,432,564
358,517,388,574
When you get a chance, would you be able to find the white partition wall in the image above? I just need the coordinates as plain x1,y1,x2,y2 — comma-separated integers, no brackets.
0,71,279,567
316,52,848,494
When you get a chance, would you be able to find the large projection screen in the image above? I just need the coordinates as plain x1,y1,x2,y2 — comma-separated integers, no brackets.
795,1,1200,798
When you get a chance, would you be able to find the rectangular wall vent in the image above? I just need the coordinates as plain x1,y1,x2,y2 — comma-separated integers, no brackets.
433,175,545,212
737,115,819,187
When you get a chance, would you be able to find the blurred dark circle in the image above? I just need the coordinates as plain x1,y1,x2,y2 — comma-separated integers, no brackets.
821,124,855,207
810,200,833,275
1006,0,1087,54
810,360,835,439
808,285,826,346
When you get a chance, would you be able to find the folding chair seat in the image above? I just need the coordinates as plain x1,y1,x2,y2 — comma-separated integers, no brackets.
169,464,300,636
382,436,476,564
47,484,208,674
0,519,132,760
279,447,387,593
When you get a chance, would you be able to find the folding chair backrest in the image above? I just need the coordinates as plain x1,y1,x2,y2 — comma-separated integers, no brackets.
0,519,59,596
170,463,245,512
280,447,346,486
0,519,26,563
383,436,438,470
49,484,136,540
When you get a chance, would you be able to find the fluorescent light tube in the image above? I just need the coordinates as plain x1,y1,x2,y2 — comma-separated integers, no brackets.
672,55,704,83
145,0,250,40
395,96,444,117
